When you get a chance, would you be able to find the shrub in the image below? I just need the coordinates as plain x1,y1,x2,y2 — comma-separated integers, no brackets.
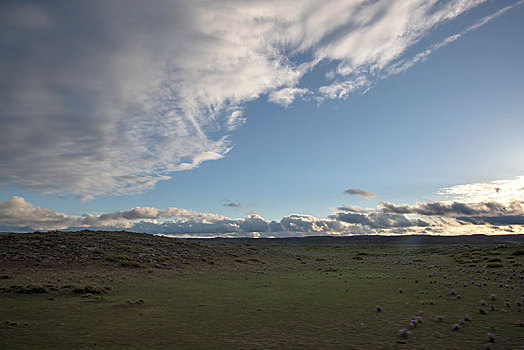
73,285,111,294
486,263,503,268
120,260,142,268
106,254,130,262
14,285,47,294
398,328,410,338
486,333,495,343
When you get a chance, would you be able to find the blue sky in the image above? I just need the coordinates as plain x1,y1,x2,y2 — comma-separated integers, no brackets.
0,0,523,236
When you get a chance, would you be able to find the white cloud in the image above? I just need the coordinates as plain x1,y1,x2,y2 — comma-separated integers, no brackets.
318,76,370,100
0,196,230,231
227,110,246,131
0,0,514,199
0,196,70,230
1,195,524,235
268,87,308,107
0,196,347,234
279,214,347,233
385,1,524,77
437,176,524,203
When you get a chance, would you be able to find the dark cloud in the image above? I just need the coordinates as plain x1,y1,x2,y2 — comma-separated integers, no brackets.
456,215,524,226
223,200,242,208
343,188,379,199
330,210,429,229
377,200,524,228
379,201,523,217
269,220,283,232
337,205,368,213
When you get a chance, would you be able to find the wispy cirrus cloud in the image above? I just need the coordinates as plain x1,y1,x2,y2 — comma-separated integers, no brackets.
385,0,524,77
1,0,515,199
268,87,309,107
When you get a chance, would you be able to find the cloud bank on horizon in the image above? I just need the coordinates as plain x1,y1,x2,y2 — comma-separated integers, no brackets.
1,0,521,200
1,177,523,236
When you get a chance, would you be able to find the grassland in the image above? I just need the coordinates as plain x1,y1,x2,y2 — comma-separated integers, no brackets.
1,231,523,349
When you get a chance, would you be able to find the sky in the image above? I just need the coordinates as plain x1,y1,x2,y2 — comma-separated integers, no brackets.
0,0,523,237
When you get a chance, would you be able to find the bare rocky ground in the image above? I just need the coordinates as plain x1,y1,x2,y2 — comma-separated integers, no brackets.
0,230,278,298
0,230,267,270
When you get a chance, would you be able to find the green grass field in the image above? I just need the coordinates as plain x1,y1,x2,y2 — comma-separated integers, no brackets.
1,232,523,349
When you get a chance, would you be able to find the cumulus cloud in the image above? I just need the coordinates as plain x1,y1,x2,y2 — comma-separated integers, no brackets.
0,196,71,230
0,196,229,231
1,196,524,236
343,188,379,199
1,0,512,199
133,213,346,236
330,205,429,229
0,196,345,235
133,213,271,237
279,214,347,233
106,212,349,237
333,186,524,233
380,199,524,227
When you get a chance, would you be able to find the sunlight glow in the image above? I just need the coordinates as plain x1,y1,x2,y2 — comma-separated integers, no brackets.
437,176,524,203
